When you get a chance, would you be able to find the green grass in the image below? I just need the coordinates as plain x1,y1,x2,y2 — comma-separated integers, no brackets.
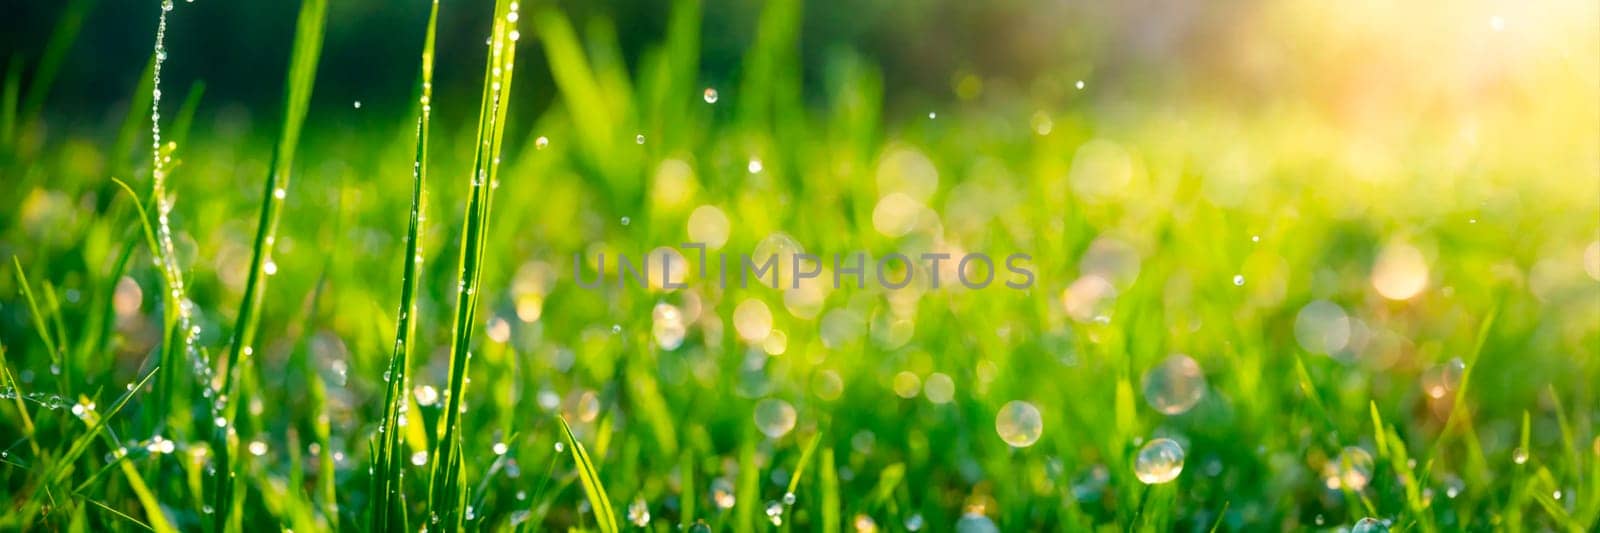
371,2,440,531
1,0,1599,531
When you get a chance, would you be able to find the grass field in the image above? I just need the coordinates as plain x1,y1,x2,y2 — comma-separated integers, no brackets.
1,0,1598,531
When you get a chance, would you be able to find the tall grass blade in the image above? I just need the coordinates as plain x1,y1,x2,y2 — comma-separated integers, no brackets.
426,0,520,528
10,257,62,390
785,432,822,500
372,1,440,531
556,415,619,533
211,0,327,528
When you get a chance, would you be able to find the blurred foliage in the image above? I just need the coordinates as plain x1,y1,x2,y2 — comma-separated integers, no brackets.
0,0,1598,531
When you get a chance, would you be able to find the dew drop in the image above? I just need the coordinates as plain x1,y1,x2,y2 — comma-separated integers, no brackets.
1134,438,1185,484
1352,517,1390,533
1324,446,1374,491
995,401,1043,447
753,398,797,439
628,497,651,527
710,478,736,509
1141,354,1207,415
765,500,784,526
703,87,718,104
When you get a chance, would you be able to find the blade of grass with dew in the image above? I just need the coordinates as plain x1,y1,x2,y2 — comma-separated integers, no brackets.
1423,306,1498,476
86,498,155,533
556,415,619,533
40,282,74,388
784,432,822,505
211,0,327,529
1372,401,1434,532
12,257,63,393
66,379,176,533
427,0,519,529
372,4,439,530
46,366,159,487
141,0,214,440
0,345,40,456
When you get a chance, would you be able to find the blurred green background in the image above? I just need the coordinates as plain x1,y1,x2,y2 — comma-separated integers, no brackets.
1,0,1598,531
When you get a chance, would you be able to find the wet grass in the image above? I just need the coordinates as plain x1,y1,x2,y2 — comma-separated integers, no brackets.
1,0,1598,531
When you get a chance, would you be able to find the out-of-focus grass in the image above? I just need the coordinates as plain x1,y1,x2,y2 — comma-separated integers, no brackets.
0,0,1598,531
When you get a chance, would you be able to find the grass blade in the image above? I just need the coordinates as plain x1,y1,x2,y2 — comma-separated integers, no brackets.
556,415,618,533
426,0,520,528
210,0,328,528
372,1,440,531
785,432,823,500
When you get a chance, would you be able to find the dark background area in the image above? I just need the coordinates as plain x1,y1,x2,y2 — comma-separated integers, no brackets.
0,0,1224,136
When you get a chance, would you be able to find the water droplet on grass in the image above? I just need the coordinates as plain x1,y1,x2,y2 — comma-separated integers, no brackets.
1325,446,1374,490
1421,358,1465,399
1142,354,1207,415
1352,517,1389,533
703,87,719,103
954,513,997,533
1294,300,1350,355
754,398,797,439
995,401,1043,447
628,497,651,526
711,478,736,509
1134,438,1185,484
414,385,439,406
765,500,784,526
